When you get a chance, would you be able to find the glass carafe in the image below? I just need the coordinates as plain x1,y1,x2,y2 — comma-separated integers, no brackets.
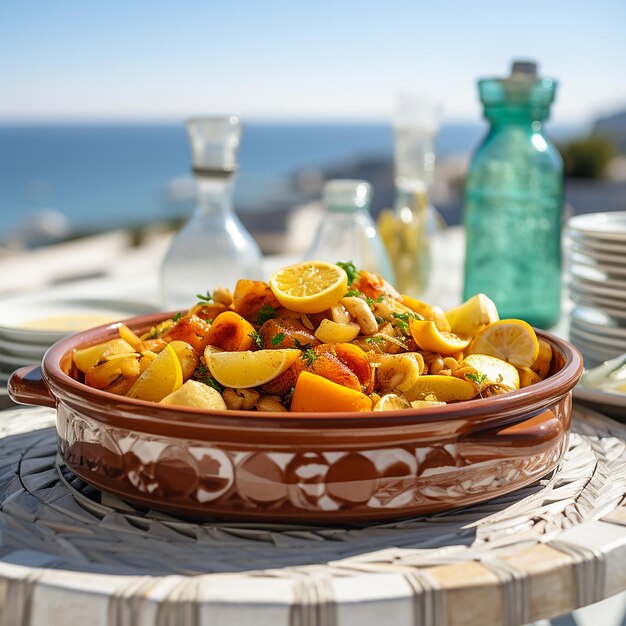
161,116,262,309
378,95,442,297
305,179,395,283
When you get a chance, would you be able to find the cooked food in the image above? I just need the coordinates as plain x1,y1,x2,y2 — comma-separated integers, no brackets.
72,260,550,412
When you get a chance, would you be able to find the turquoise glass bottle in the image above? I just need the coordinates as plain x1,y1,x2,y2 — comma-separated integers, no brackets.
463,61,563,328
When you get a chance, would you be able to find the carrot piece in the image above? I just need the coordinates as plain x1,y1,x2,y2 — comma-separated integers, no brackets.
232,279,281,322
315,343,373,392
290,371,372,413
161,315,211,353
204,311,255,352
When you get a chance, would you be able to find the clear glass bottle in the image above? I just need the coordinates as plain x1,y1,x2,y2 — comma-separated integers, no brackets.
161,116,262,309
378,94,442,296
305,179,395,283
463,61,563,328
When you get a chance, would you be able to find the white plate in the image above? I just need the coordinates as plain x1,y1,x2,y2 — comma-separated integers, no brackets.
571,319,626,341
0,297,157,344
568,288,626,312
570,265,626,289
571,307,626,334
567,212,626,241
568,243,626,265
573,385,626,420
568,232,626,254
568,281,626,302
569,255,626,277
0,336,49,359
570,327,626,350
0,352,40,369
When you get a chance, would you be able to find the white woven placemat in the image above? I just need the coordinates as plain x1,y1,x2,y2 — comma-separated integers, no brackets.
0,405,624,626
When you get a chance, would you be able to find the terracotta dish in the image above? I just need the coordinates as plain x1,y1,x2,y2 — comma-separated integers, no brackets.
9,312,583,523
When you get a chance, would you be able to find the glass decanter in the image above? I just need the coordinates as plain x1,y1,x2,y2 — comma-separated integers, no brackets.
305,179,395,283
161,116,262,309
378,95,442,297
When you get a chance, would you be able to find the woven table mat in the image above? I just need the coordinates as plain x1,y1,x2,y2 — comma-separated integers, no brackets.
0,405,624,626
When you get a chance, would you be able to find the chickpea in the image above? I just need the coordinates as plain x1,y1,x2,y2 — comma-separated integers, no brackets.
256,395,287,412
442,357,459,370
211,286,233,307
223,388,259,410
430,356,444,374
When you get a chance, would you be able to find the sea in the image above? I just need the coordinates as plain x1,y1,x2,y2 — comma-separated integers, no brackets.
0,121,581,242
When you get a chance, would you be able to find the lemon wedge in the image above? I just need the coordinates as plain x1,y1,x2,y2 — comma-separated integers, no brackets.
126,343,183,402
455,353,520,391
404,375,477,403
409,319,471,354
269,261,348,314
467,319,539,368
444,293,499,338
205,348,302,389
373,393,411,411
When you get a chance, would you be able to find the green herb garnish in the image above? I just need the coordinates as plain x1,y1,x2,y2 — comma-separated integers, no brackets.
256,305,276,326
364,336,386,344
336,261,359,285
465,372,487,387
271,332,285,346
193,365,224,394
344,289,362,298
391,311,420,335
196,291,214,305
171,312,183,322
374,315,384,325
294,338,317,366
249,330,264,349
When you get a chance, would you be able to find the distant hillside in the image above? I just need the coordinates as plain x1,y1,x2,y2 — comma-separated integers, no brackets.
593,110,626,153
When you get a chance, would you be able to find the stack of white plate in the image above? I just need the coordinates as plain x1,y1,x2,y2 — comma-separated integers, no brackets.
0,295,158,394
567,212,626,367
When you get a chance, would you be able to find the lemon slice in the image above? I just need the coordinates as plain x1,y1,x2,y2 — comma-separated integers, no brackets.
444,293,499,338
455,353,520,391
467,319,539,368
404,375,477,403
409,319,471,354
269,261,348,314
205,348,302,389
126,343,183,402
373,393,411,411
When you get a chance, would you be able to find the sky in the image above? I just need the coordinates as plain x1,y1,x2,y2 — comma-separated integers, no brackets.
1,0,625,124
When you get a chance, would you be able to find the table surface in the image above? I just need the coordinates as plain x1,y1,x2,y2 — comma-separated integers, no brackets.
0,404,624,626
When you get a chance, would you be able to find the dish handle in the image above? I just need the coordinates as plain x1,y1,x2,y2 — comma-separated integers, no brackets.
8,366,56,409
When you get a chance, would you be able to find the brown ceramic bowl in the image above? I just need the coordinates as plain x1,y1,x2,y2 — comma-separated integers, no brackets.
9,312,583,523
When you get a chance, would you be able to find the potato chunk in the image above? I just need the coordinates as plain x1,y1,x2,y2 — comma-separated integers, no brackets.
160,380,226,410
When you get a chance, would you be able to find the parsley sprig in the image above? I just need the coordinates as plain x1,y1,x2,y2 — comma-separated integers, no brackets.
336,261,359,285
391,311,420,335
196,291,214,304
256,305,276,326
271,332,285,346
193,365,224,394
294,338,317,366
248,330,264,349
465,372,487,387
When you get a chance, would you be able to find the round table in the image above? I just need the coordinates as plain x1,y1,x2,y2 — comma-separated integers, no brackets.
0,405,625,626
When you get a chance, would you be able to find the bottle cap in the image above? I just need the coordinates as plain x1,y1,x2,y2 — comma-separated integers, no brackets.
186,115,241,176
511,60,538,77
323,179,372,213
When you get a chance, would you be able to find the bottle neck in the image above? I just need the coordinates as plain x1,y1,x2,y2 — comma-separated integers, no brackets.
484,104,550,126
194,176,234,216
